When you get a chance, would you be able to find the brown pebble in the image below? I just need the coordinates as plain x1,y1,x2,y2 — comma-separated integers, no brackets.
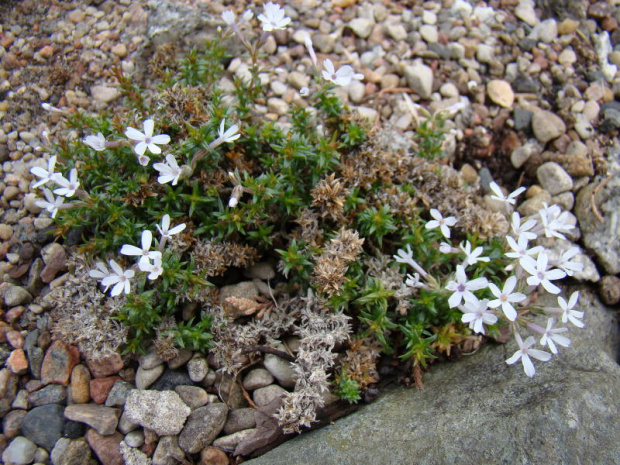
602,16,618,31
599,275,620,306
71,364,92,404
90,376,121,404
7,349,28,375
558,19,580,35
200,446,230,465
39,45,54,58
41,340,80,386
5,306,25,325
6,331,23,349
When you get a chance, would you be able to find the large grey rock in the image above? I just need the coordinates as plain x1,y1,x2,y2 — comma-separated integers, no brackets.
124,390,190,436
246,288,620,465
575,175,620,275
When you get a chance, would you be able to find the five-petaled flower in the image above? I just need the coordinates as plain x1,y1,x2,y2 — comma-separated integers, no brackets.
222,10,236,25
321,59,364,87
157,214,186,240
30,155,59,188
445,264,488,308
488,275,525,321
520,252,566,295
83,133,107,151
97,259,135,297
125,119,171,163
53,168,80,198
510,211,537,241
460,240,489,267
555,246,584,277
143,255,164,281
505,235,543,265
217,119,240,143
257,2,291,31
505,332,552,378
459,298,497,334
35,188,64,218
425,209,457,239
153,154,182,186
89,261,112,291
558,291,584,328
120,230,162,271
489,181,526,206
538,318,571,354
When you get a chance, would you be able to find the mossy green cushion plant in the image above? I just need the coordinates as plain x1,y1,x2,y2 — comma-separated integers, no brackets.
34,1,587,434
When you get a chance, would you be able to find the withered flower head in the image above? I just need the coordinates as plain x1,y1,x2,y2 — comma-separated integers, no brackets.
311,173,349,222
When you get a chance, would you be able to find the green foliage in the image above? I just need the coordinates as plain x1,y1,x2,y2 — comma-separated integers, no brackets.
415,113,447,160
334,369,362,404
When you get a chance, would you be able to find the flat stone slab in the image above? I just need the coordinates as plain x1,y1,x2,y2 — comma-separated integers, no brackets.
246,288,620,464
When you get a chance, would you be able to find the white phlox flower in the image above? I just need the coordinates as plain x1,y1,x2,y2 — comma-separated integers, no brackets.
520,253,566,295
488,275,525,321
538,203,574,240
393,244,428,277
212,119,240,147
35,188,65,218
321,59,364,87
153,154,182,186
505,332,552,378
53,168,80,197
489,181,526,205
157,214,186,239
299,87,310,96
425,208,457,239
539,318,571,354
30,155,60,188
257,2,291,31
405,273,425,289
222,10,236,25
83,133,107,151
101,259,135,297
555,246,584,277
89,261,112,291
460,240,489,267
510,211,537,241
120,230,162,271
125,119,171,158
446,264,488,308
144,255,164,281
459,298,496,334
558,291,584,328
505,235,543,265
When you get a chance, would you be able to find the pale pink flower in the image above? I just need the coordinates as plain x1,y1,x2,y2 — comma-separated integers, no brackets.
558,291,584,328
257,2,291,31
30,155,60,188
459,298,496,334
488,276,525,321
425,209,457,239
520,253,566,295
125,119,170,158
446,264,488,308
489,181,526,205
506,332,552,378
538,318,571,354
321,59,364,87
101,260,135,297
